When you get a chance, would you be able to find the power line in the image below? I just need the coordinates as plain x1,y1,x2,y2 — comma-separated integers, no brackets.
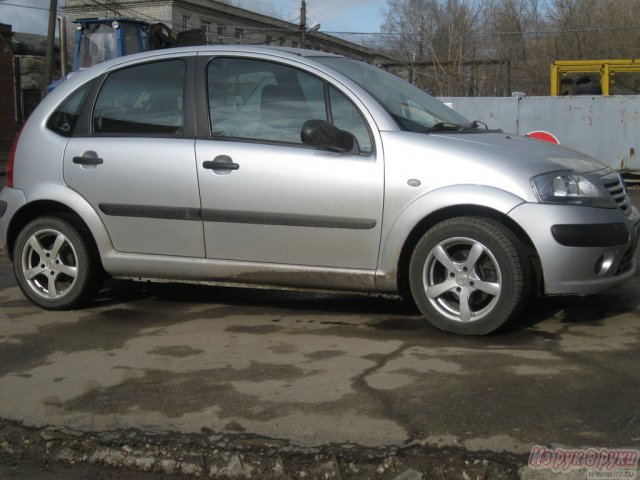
0,2,53,11
324,25,640,37
59,2,640,42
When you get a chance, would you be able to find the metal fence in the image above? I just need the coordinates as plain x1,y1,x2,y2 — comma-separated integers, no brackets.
438,95,640,173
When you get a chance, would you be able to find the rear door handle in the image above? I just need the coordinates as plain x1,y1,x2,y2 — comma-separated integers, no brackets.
203,155,239,171
73,152,103,165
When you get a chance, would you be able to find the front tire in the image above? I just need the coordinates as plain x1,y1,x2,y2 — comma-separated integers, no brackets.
13,216,102,310
409,216,530,335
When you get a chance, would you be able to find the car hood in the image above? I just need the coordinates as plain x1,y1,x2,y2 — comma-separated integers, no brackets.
428,131,606,174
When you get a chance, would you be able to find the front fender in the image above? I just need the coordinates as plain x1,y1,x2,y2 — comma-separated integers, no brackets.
375,184,527,291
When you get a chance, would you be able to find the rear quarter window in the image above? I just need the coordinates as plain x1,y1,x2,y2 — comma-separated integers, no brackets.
46,82,92,137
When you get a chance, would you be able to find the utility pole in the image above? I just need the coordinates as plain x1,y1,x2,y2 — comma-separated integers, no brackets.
43,0,58,92
57,16,67,78
300,0,306,49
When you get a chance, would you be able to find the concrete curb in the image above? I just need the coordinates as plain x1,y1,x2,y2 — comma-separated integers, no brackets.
0,420,523,480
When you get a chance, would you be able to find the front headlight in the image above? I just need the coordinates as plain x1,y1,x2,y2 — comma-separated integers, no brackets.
531,171,616,208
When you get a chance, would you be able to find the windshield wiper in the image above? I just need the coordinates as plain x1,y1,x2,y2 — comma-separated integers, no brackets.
413,122,467,133
414,120,488,133
466,120,488,130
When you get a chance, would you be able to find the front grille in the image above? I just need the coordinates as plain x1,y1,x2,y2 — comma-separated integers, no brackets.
600,171,631,215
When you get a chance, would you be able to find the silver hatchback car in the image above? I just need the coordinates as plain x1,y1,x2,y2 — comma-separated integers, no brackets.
1,46,638,335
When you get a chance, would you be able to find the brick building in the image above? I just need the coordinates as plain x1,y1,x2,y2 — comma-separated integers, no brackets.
63,0,385,63
0,24,17,167
0,26,60,170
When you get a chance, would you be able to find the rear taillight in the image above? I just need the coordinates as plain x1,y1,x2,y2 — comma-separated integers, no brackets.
6,126,23,188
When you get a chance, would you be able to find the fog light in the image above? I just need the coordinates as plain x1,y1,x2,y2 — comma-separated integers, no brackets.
594,253,615,275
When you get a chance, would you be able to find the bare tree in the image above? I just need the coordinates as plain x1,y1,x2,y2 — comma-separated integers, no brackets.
382,0,484,96
481,0,549,94
382,0,640,96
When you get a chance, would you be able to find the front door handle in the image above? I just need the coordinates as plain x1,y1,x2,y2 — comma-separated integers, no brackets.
203,155,239,171
73,151,103,165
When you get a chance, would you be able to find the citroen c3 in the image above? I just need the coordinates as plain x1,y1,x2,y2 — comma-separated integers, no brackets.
1,46,638,335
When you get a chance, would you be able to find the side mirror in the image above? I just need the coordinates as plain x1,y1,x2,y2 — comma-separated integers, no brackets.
301,120,355,153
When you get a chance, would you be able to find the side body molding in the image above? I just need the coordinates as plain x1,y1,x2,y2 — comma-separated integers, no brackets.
375,184,527,291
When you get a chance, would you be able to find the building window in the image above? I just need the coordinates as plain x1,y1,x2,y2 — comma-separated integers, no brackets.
182,15,190,30
201,21,211,42
291,41,298,48
265,35,273,45
279,38,285,46
235,28,243,44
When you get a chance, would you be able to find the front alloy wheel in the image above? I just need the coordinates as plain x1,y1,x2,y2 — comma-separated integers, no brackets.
409,217,530,335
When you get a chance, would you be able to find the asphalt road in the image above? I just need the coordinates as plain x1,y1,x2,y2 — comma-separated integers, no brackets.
0,181,639,479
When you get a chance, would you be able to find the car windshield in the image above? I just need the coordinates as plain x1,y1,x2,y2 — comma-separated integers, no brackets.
313,56,473,132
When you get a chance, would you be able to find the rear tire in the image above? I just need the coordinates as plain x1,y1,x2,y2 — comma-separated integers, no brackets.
409,216,530,335
13,216,102,310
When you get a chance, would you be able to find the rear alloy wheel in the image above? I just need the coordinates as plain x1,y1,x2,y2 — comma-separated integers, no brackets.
409,217,529,335
14,216,101,310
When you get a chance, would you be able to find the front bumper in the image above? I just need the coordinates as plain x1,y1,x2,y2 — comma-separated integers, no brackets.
509,202,639,295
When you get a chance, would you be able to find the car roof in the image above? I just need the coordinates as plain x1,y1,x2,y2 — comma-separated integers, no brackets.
36,43,398,133
254,46,343,59
154,44,345,60
77,45,346,77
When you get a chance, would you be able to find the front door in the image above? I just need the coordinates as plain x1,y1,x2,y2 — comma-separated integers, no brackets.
195,56,383,269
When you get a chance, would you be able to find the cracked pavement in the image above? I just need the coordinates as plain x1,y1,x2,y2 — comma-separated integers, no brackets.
0,189,639,478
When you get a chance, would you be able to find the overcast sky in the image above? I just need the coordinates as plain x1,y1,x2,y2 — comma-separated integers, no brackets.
0,0,388,37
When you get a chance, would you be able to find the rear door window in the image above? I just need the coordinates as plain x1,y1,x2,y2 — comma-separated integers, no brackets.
93,60,186,136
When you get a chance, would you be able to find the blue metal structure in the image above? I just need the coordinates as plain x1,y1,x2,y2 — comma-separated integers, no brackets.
71,19,152,72
47,18,176,94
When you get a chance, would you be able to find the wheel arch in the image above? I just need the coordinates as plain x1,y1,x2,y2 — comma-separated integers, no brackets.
6,198,108,270
376,186,543,296
397,205,542,297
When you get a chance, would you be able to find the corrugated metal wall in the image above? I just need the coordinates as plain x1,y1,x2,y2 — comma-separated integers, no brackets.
439,96,640,172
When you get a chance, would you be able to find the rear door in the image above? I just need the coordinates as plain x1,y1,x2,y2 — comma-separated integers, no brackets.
63,57,204,257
